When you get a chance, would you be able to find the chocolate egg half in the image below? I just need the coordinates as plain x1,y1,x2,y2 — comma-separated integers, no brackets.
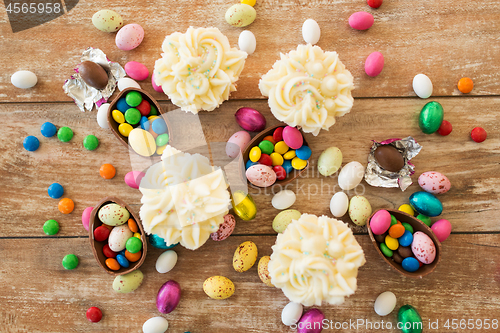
78,61,109,90
374,145,404,172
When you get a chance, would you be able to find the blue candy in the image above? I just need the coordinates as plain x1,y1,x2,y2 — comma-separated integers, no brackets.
119,249,126,256
47,183,64,199
246,160,257,169
140,116,150,131
149,234,178,249
116,254,129,268
23,136,39,151
402,257,420,272
296,145,312,160
40,122,57,137
282,159,293,174
152,118,167,134
409,191,443,217
398,230,413,247
116,98,130,113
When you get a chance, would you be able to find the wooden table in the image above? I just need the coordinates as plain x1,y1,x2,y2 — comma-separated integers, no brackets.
1,0,499,332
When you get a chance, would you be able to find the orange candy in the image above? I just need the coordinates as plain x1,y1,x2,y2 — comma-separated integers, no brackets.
58,198,74,214
457,77,473,94
262,135,276,145
125,250,141,262
128,219,138,233
105,258,120,270
100,163,116,179
388,223,406,239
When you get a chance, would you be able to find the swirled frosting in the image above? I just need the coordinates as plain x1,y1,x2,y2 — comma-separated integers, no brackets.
259,44,354,136
139,146,230,250
154,27,247,114
268,214,365,306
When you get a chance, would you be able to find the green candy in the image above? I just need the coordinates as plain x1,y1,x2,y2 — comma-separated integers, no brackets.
57,127,73,142
390,215,398,226
419,101,444,134
380,243,393,257
258,140,274,155
398,305,423,333
125,91,142,107
149,105,158,116
402,222,414,234
156,133,169,147
125,108,141,125
126,237,143,254
43,219,59,235
417,214,432,227
62,254,79,270
83,135,99,151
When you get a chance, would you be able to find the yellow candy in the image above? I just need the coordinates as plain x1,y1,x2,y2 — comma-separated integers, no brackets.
148,115,159,121
291,157,307,170
232,190,257,221
283,150,296,160
270,152,284,166
398,204,415,216
133,232,141,239
156,144,167,155
385,235,399,251
241,0,256,6
128,128,156,157
249,146,262,162
274,141,289,155
118,123,133,137
112,110,125,124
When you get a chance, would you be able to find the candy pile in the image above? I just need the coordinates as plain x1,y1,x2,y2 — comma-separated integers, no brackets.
24,122,99,152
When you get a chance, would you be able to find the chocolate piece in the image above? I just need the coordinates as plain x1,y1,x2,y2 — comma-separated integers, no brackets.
392,252,404,264
374,232,387,243
398,246,413,258
78,61,109,90
374,144,405,172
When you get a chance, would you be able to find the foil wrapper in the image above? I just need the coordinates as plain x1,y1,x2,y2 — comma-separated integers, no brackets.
63,47,125,112
364,137,422,191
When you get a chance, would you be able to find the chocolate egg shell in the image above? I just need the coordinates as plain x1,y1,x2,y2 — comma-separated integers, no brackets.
374,145,404,172
78,61,109,90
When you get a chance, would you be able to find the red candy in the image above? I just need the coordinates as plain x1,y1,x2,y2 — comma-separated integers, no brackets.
258,154,273,166
94,225,111,242
86,307,103,323
273,127,284,143
273,166,286,180
367,0,383,8
136,99,151,116
471,127,487,143
437,120,452,136
102,244,117,258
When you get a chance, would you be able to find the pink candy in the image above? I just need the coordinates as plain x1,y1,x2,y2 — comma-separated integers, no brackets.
365,52,384,77
431,219,451,242
282,126,303,149
124,61,149,81
124,171,145,189
82,207,93,231
349,12,374,30
370,209,391,235
152,74,163,92
211,214,236,241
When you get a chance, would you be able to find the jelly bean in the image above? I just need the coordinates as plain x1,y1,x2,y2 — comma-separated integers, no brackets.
258,140,274,155
156,133,169,147
125,249,142,262
157,144,167,155
116,97,130,113
126,237,143,253
116,254,130,268
40,122,57,137
94,225,111,242
365,51,384,77
140,116,150,130
103,244,117,258
62,254,79,270
295,145,311,160
389,223,405,238
398,230,413,247
263,135,276,145
419,101,443,134
150,105,158,116
83,135,99,151
471,127,487,143
273,127,284,142
125,108,141,125
106,258,121,270
283,150,295,160
385,235,399,251
416,214,431,227
58,198,74,214
398,204,414,216
457,77,473,94
128,218,139,233
349,12,374,30
270,152,284,166
246,159,257,169
273,165,286,180
437,120,452,136
43,219,59,235
282,159,293,174
380,243,393,257
100,164,116,179
86,307,103,323
401,257,419,272
274,141,289,155
125,91,142,107
118,123,133,137
390,215,398,226
112,110,125,124
23,136,39,151
48,183,64,199
152,118,167,134
136,99,151,116
402,222,414,233
291,157,307,170
258,153,273,166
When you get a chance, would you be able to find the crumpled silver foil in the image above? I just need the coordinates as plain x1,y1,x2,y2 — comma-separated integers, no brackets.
364,136,422,191
63,47,125,112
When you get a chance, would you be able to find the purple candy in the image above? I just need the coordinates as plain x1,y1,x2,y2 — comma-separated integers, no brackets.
297,308,325,333
156,280,181,314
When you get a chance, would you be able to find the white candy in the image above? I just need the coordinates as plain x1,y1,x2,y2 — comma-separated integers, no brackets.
374,291,397,316
330,192,349,217
238,30,256,55
302,19,321,45
155,250,178,274
281,302,303,326
272,190,296,210
118,77,141,91
97,103,110,129
11,70,37,89
412,74,433,99
142,317,169,333
338,161,365,191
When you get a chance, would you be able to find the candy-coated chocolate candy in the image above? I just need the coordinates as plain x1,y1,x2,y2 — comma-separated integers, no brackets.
150,105,158,116
126,237,143,254
263,135,276,145
393,252,403,264
48,183,64,199
437,120,452,136
133,232,141,239
419,101,443,134
374,291,396,317
116,98,130,113
385,235,399,251
100,163,116,179
471,127,487,143
283,150,295,160
246,164,276,187
270,152,284,166
282,160,293,174
398,204,415,216
57,126,73,142
457,77,473,93
380,242,393,257
124,171,145,189
398,246,413,258
103,244,117,258
282,126,303,149
125,108,141,125
152,74,163,92
389,223,405,238
416,214,431,227
156,133,169,147
411,231,436,264
157,144,167,155
273,127,284,142
136,99,151,116
402,222,414,233
398,230,413,247
152,118,167,134
246,159,257,169
274,141,289,155
43,219,59,235
231,190,257,220
258,140,274,155
112,109,125,123
258,153,273,166
125,91,142,107
291,157,307,170
295,145,311,160
116,254,130,268
401,257,420,272
40,122,57,137
409,191,443,217
94,225,111,242
349,11,374,30
62,254,79,270
58,198,74,214
370,210,391,235
86,307,102,323
241,0,256,6
125,250,142,262
431,219,451,242
140,116,150,130
148,115,159,121
374,232,387,243
118,123,133,137
367,0,383,8
273,165,286,180
83,135,99,150
390,215,398,226
105,258,120,270
128,219,139,233
249,146,261,162
398,304,423,333
98,104,110,128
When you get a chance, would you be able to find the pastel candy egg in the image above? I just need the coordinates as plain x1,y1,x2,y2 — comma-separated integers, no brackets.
338,161,365,190
92,9,123,32
297,308,325,333
431,219,451,242
281,302,303,326
128,128,157,156
155,250,178,274
96,103,110,129
349,195,372,226
409,191,443,217
398,305,423,333
238,30,256,55
317,147,342,176
282,126,303,149
117,77,141,91
124,171,145,189
273,209,301,233
113,270,144,293
258,256,274,287
419,101,443,134
225,4,256,27
411,231,436,264
413,73,433,99
98,203,130,226
272,190,296,210
374,291,397,316
233,241,258,272
302,18,321,44
211,214,236,241
108,224,133,252
369,209,391,235
401,257,420,272
124,61,149,81
203,276,235,299
232,191,257,221
349,12,374,30
226,131,251,158
246,164,276,187
142,317,169,333
418,171,451,194
11,70,37,89
116,23,144,51
329,192,349,217
365,52,384,77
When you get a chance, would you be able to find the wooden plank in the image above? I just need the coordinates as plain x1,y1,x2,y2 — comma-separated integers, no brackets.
0,235,499,332
1,0,500,102
0,97,498,237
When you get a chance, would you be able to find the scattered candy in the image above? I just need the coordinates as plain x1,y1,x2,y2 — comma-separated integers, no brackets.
281,302,303,326
329,191,349,217
86,306,103,323
273,209,301,233
318,147,342,176
203,276,235,299
297,308,325,333
116,23,144,51
124,171,145,189
437,119,452,136
11,70,37,89
349,11,374,30
58,198,74,214
97,103,110,129
374,145,404,172
398,305,423,333
471,126,487,143
43,219,59,235
113,270,144,293
62,254,79,270
211,214,236,241
125,61,149,81
457,77,473,93
100,163,116,179
157,280,181,314
302,18,321,44
413,74,433,99
241,0,256,5
83,135,99,151
374,291,396,316
78,61,108,90
156,250,178,274
367,0,383,8
417,214,432,226
92,9,123,32
82,207,93,231
365,52,384,77
257,256,274,287
233,241,258,272
226,131,251,158
431,219,451,242
238,30,257,55
143,317,169,333
48,183,64,199
272,190,296,210
418,171,451,194
225,3,256,27
419,101,443,134
149,234,178,249
57,127,73,142
40,122,57,137
23,136,39,151
152,74,163,92
349,195,372,226
338,161,365,190
409,191,443,217
235,107,266,132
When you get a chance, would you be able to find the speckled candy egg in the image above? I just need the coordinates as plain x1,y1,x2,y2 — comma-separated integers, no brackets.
116,24,144,51
108,224,133,252
258,256,274,287
348,195,372,226
418,171,451,194
225,3,256,27
273,209,301,233
98,203,130,226
233,241,258,272
112,270,144,293
210,214,236,241
226,131,251,158
92,10,123,32
411,231,436,264
246,164,276,187
203,276,235,299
